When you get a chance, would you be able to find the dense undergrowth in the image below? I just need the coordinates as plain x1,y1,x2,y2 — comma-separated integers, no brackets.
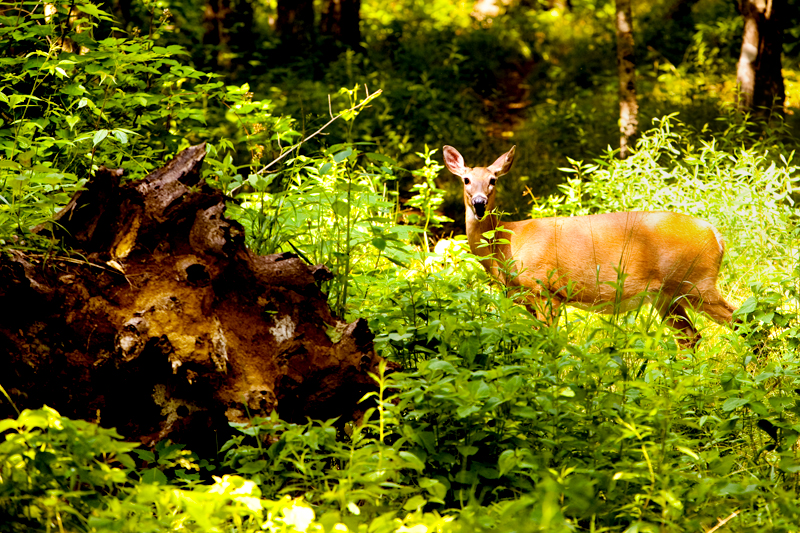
3,1,800,532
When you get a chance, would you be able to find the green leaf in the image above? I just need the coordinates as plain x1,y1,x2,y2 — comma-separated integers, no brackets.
65,115,79,130
116,453,137,470
722,397,749,412
675,446,700,461
112,129,128,144
77,3,114,18
456,405,480,418
365,152,397,165
402,495,427,511
134,449,155,462
246,174,270,189
420,477,446,502
371,237,387,251
326,325,343,343
19,410,52,429
93,129,109,146
734,297,757,316
332,200,349,217
140,468,168,484
426,360,455,373
237,459,267,474
0,418,18,433
749,400,768,416
61,83,85,96
399,451,425,472
333,147,353,163
498,450,517,476
457,445,479,457
558,386,576,398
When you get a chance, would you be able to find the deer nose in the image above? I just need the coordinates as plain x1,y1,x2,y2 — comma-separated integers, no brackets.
472,196,487,219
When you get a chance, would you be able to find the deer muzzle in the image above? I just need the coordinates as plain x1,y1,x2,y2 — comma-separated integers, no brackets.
472,196,487,219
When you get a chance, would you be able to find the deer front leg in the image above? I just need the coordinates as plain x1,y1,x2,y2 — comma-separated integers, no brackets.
655,296,699,348
523,292,562,327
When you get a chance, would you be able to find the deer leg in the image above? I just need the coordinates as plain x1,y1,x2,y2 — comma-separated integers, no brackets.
524,293,562,327
656,298,700,348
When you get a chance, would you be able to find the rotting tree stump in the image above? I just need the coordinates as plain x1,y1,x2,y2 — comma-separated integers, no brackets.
0,144,387,451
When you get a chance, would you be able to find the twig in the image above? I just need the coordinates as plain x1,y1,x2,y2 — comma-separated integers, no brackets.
706,510,739,533
255,86,382,176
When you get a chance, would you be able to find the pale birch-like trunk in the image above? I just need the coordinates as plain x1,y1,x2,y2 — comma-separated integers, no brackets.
615,0,639,159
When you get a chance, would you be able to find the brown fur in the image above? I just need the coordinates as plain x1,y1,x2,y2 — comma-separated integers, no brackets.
443,145,736,347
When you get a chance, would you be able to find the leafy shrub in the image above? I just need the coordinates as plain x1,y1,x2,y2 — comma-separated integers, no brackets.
0,0,294,241
4,2,800,532
0,407,137,532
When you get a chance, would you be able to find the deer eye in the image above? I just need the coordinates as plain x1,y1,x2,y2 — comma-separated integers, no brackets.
489,178,496,186
463,178,470,185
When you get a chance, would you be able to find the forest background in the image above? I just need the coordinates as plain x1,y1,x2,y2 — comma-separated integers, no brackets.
3,0,800,532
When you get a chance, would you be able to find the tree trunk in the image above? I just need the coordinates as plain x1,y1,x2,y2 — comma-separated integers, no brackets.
736,0,785,114
202,0,255,70
0,144,389,454
276,0,315,49
615,0,639,159
320,0,362,49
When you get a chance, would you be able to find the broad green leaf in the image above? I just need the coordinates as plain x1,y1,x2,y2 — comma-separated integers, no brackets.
399,451,425,471
498,450,517,476
371,237,387,251
722,397,749,412
457,445,479,457
0,418,18,433
139,468,168,484
426,360,455,373
332,199,349,217
365,152,397,165
402,495,427,511
93,129,109,146
112,129,128,144
333,147,353,163
237,459,267,474
735,297,757,316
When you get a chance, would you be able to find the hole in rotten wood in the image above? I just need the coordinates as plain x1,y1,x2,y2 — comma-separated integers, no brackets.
185,263,210,283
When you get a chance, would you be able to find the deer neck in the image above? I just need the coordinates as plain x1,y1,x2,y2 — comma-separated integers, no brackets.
465,209,500,260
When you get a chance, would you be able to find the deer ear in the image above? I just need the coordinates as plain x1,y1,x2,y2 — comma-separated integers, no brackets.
488,145,516,176
443,146,467,176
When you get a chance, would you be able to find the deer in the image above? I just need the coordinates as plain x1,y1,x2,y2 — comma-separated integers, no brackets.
443,144,737,348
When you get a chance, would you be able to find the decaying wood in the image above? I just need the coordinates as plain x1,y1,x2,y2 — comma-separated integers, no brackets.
0,144,387,451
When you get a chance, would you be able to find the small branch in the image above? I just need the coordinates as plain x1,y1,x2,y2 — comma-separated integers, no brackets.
706,510,739,533
255,86,382,176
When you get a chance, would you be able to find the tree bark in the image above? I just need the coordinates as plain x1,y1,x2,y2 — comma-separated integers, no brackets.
0,144,389,453
320,0,362,49
615,0,639,159
202,0,255,70
276,0,315,49
736,0,785,114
